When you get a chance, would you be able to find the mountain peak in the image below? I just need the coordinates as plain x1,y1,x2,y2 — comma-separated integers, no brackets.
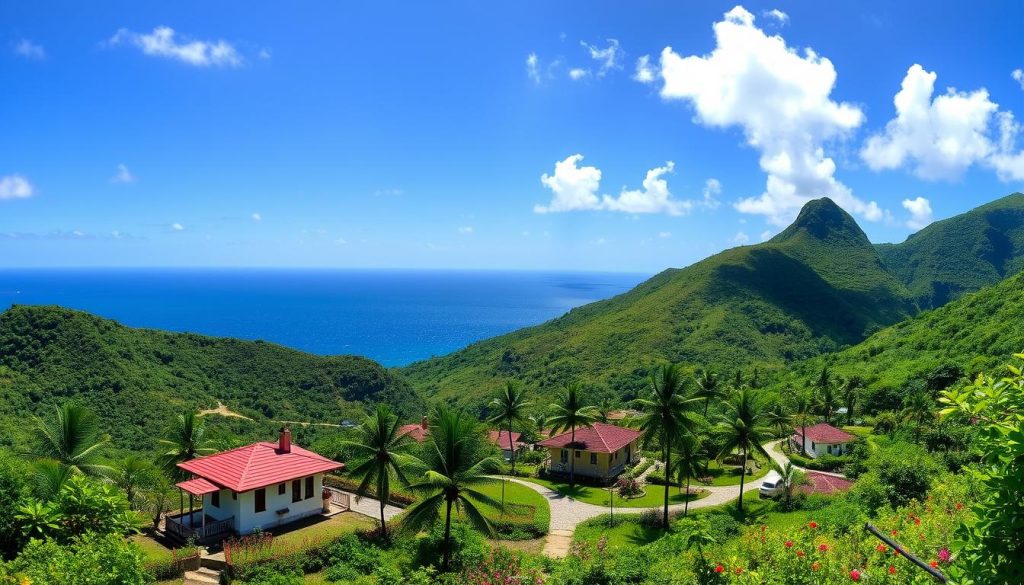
771,197,870,247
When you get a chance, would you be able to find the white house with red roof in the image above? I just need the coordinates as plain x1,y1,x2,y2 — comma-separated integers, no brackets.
791,423,857,459
537,422,643,482
168,428,346,542
396,416,430,443
487,430,527,461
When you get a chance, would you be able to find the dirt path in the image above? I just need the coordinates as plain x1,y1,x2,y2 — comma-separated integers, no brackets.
198,402,252,420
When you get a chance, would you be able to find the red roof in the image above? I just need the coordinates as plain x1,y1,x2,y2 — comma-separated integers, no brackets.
178,442,344,492
801,471,854,495
488,430,525,451
537,422,643,454
176,477,220,496
793,423,856,444
397,423,430,443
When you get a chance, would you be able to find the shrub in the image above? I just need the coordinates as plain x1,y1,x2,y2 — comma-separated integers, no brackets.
6,532,150,585
414,522,488,573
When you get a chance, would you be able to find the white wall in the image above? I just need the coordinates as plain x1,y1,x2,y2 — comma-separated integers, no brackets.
203,473,325,535
791,436,850,459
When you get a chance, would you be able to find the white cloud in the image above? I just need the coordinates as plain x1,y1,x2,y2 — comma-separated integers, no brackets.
901,196,933,230
14,39,45,59
171,223,184,231
535,155,695,216
656,6,881,226
111,163,135,184
634,55,657,84
1013,69,1023,90
581,39,622,77
568,68,589,81
730,231,750,245
457,226,474,234
658,231,672,238
763,9,789,25
602,161,692,215
251,212,262,221
109,26,243,67
0,175,34,200
526,53,541,84
258,48,272,60
701,178,722,209
535,154,603,213
760,230,773,241
862,65,999,180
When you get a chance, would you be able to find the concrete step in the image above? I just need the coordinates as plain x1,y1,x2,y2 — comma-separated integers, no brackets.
184,567,220,585
200,551,227,571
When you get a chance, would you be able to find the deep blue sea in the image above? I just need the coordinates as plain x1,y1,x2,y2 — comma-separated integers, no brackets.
0,269,647,366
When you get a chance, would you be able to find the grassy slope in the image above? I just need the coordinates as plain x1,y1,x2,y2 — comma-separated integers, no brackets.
404,198,915,405
774,269,1024,394
877,192,1024,308
0,305,424,451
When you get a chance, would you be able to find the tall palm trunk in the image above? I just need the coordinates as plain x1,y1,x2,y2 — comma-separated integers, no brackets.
737,445,747,512
569,426,576,487
506,423,517,475
379,500,388,540
662,435,671,529
684,472,691,516
801,419,807,456
442,497,454,572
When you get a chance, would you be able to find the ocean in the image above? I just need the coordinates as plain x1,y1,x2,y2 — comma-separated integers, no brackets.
0,269,648,366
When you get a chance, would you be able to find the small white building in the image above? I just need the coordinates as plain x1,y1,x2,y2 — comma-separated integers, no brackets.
791,423,857,459
168,428,346,542
487,430,528,462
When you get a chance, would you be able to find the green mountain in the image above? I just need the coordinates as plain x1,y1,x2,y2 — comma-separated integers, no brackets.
404,198,916,405
775,268,1024,405
877,192,1024,308
0,305,423,450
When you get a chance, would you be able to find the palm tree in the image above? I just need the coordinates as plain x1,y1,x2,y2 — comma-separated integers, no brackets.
110,455,157,509
344,405,416,540
816,380,840,425
694,370,721,418
596,397,616,423
401,408,501,572
716,387,772,513
841,377,862,425
32,404,111,476
633,363,702,528
158,412,214,475
671,432,707,517
792,390,815,456
487,381,530,475
771,460,804,511
763,402,793,453
902,391,935,442
547,382,598,488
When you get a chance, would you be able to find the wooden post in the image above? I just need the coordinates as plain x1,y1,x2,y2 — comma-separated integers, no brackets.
189,494,194,530
864,522,947,583
179,488,183,518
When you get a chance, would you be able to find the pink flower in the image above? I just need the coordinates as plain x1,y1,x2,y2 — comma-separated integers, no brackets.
818,543,829,553
938,548,951,563
850,569,862,581
785,540,794,548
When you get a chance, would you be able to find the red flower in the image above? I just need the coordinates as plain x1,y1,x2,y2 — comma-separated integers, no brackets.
891,530,898,536
785,540,794,548
914,517,921,525
850,569,861,582
715,564,724,574
797,550,806,558
734,567,743,575
819,544,829,552
889,566,897,575
930,561,939,569
955,502,963,510
809,521,818,529
876,544,887,553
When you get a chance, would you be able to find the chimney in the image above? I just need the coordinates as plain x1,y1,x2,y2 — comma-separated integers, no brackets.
279,427,291,453
421,416,428,430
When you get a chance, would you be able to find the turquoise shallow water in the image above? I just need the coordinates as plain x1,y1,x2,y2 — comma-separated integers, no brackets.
0,269,647,366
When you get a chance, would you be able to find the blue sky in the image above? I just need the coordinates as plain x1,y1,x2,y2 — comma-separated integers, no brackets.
2,1,1023,272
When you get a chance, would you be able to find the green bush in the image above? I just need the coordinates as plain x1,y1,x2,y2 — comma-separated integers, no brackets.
414,522,487,573
6,532,150,585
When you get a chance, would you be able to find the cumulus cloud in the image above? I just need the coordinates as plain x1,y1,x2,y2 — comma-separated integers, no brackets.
0,175,34,200
634,55,657,83
902,196,933,230
111,163,135,184
568,68,589,81
701,178,722,209
109,26,243,67
763,9,789,24
730,231,750,245
526,53,541,84
171,223,184,231
581,39,622,77
760,230,773,241
1013,69,1024,90
655,6,882,225
14,39,45,59
535,155,695,215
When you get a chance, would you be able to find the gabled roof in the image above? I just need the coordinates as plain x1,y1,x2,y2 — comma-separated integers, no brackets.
801,471,854,494
177,442,344,492
397,423,430,443
537,422,643,454
488,430,525,451
793,423,856,444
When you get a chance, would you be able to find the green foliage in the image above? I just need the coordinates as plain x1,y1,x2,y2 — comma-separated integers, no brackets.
939,353,1024,583
413,522,488,574
5,532,151,585
0,450,29,558
0,305,424,451
850,443,938,512
16,475,136,544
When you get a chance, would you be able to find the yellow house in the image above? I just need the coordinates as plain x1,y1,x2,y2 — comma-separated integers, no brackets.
538,422,644,483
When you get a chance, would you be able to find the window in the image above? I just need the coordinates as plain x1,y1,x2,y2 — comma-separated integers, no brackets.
589,453,597,464
305,476,314,500
292,480,302,503
278,483,286,496
210,491,220,508
255,488,266,513
559,450,568,463
575,450,580,458
232,491,237,500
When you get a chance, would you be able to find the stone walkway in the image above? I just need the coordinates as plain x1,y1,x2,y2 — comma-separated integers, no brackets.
509,439,792,558
340,490,405,522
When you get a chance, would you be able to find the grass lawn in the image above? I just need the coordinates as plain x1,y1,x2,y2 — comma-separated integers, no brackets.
842,425,873,437
701,457,771,487
454,478,550,539
271,512,375,548
521,476,708,508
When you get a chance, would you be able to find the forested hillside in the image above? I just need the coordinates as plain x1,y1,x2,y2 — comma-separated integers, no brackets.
0,305,423,450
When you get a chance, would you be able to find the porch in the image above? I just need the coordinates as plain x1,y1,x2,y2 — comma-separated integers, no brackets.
165,510,234,544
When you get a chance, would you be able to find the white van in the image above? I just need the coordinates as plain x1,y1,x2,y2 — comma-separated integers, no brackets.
759,471,783,498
